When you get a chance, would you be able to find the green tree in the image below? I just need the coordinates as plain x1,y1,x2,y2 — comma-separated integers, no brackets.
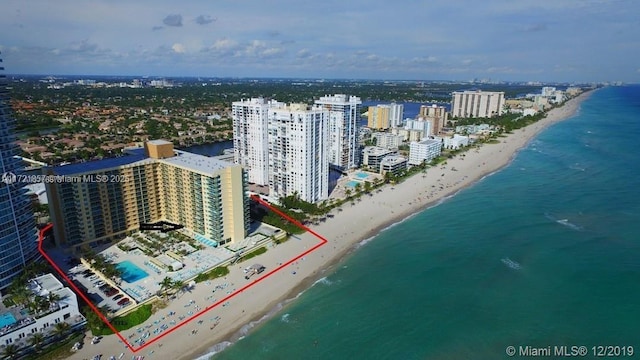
27,332,45,352
1,344,20,359
159,277,173,298
53,321,71,340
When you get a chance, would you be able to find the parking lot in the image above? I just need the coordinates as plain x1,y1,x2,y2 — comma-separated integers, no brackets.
68,264,133,313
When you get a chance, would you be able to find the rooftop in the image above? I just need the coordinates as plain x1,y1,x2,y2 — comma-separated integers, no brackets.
380,155,407,166
160,149,236,175
50,147,149,176
147,139,173,146
363,146,393,156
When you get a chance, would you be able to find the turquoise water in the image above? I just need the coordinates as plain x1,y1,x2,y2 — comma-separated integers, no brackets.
211,87,640,359
0,313,17,328
355,172,369,179
117,260,149,283
346,181,360,188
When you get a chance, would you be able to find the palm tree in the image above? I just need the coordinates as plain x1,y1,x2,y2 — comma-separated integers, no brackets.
1,344,20,359
171,279,185,295
27,332,45,352
53,322,70,340
159,277,173,298
344,188,352,200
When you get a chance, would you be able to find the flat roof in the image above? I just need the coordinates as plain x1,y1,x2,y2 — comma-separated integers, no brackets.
31,273,63,294
51,148,149,176
380,155,406,165
147,139,173,145
160,150,235,175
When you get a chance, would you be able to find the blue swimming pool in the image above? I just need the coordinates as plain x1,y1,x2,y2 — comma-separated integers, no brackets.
117,260,149,283
0,313,17,328
346,181,360,188
355,172,369,179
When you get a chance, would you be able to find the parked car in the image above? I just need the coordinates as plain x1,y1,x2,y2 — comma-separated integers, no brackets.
117,298,130,306
113,294,123,301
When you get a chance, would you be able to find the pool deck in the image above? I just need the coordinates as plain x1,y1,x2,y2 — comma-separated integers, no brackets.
68,224,279,311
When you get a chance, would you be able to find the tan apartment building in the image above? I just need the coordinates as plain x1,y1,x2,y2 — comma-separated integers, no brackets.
45,140,249,252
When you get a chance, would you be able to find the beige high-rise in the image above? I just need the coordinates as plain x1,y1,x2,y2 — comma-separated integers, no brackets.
45,140,249,251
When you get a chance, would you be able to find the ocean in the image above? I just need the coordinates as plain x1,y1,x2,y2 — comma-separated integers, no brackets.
208,86,640,359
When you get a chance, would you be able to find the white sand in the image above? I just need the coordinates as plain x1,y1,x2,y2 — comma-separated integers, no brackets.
69,91,592,360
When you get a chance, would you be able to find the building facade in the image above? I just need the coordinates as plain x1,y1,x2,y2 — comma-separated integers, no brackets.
380,155,407,176
314,94,362,170
367,105,391,130
405,119,432,137
408,139,442,165
0,54,40,291
372,132,403,150
451,90,505,118
442,134,470,150
388,103,404,128
0,274,85,348
419,104,448,135
268,104,329,203
361,146,394,170
45,140,249,250
232,98,280,185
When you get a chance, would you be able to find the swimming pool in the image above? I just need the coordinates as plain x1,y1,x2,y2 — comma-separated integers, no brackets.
355,172,369,179
346,181,360,188
117,260,149,283
0,313,17,328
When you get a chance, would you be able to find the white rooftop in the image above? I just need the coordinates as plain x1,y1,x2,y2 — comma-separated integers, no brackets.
363,146,393,156
380,155,407,165
160,150,236,175
147,139,173,146
29,274,64,296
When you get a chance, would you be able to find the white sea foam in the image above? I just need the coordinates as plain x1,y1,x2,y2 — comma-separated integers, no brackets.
313,276,333,286
556,219,583,231
501,258,522,270
191,341,233,360
281,313,290,323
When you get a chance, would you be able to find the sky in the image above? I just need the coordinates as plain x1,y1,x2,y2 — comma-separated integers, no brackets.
1,0,638,82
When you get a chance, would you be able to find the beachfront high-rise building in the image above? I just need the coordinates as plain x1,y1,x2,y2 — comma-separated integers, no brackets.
0,54,40,290
314,94,362,170
419,104,448,135
451,90,505,118
405,119,432,137
232,98,284,185
389,103,404,128
268,104,329,203
367,105,391,130
45,140,249,251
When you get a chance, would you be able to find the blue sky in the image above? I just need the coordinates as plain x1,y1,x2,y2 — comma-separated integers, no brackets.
1,0,638,82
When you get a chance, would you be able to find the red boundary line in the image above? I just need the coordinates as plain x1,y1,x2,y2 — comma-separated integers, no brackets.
37,195,327,353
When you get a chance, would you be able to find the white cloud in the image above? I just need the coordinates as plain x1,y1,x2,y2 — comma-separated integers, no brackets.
172,43,186,53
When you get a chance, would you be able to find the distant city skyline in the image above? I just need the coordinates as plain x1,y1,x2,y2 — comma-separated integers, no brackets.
1,0,639,83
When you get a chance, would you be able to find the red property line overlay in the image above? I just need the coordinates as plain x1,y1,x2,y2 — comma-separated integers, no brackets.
37,194,327,353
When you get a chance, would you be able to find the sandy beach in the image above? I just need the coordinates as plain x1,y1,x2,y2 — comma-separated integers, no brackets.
68,91,592,360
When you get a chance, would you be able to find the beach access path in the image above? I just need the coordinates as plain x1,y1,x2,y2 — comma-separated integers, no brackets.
68,91,592,360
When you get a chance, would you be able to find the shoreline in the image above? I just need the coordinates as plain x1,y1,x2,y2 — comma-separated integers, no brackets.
68,90,593,360
186,90,594,359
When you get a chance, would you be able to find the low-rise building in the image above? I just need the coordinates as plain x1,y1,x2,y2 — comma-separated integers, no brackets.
379,155,407,177
361,146,394,170
0,274,85,348
442,134,469,150
408,138,442,165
